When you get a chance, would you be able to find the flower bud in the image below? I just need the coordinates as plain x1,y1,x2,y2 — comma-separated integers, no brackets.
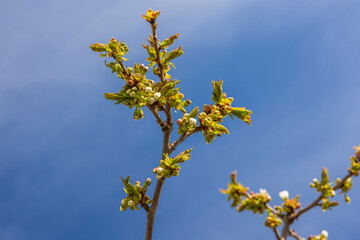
131,87,137,91
176,119,182,126
121,199,127,205
313,178,318,183
156,174,162,179
120,205,125,211
145,87,152,93
145,178,152,185
128,200,135,207
154,92,161,100
157,167,164,174
189,118,197,125
330,190,336,197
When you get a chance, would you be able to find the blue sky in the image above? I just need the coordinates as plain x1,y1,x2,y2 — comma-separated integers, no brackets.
1,0,360,239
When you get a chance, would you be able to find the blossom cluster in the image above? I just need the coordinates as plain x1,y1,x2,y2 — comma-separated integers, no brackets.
153,148,193,179
308,230,328,240
120,176,152,211
198,80,252,143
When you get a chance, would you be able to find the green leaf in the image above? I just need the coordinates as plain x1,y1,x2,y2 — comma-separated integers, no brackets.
189,107,199,118
229,107,252,125
164,46,184,63
161,34,180,49
211,80,223,103
215,123,229,134
90,43,108,52
168,62,176,69
104,93,126,103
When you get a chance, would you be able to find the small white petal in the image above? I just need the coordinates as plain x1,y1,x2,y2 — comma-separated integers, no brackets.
321,230,328,238
279,190,289,200
154,92,161,100
330,190,336,196
313,178,318,182
259,188,267,194
145,87,152,93
146,178,152,184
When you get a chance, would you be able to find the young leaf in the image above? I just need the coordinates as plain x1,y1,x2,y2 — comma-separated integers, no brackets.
229,107,252,125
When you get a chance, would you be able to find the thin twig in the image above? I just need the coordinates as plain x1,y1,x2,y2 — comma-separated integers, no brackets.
281,215,291,239
289,229,305,240
149,22,165,83
169,125,203,152
147,104,166,130
293,172,353,220
273,227,282,240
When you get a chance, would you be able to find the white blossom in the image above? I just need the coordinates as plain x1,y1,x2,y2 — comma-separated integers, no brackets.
189,118,197,125
145,87,152,93
321,230,328,238
154,92,161,100
259,188,267,194
145,178,152,184
128,200,135,207
121,199,127,205
330,190,336,196
260,188,271,199
279,190,289,200
313,178,318,182
148,98,155,104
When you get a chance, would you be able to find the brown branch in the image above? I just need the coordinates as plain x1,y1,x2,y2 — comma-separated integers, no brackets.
140,197,150,213
145,99,173,240
169,125,203,153
281,215,291,239
149,22,165,83
289,229,305,240
118,59,130,78
147,104,166,130
145,177,165,240
273,227,282,240
293,172,353,220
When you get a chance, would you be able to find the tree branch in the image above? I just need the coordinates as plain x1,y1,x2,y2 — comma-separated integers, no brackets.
281,215,291,239
273,227,282,240
149,22,165,83
293,172,353,220
289,229,305,240
145,177,165,240
169,125,203,153
147,104,166,130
